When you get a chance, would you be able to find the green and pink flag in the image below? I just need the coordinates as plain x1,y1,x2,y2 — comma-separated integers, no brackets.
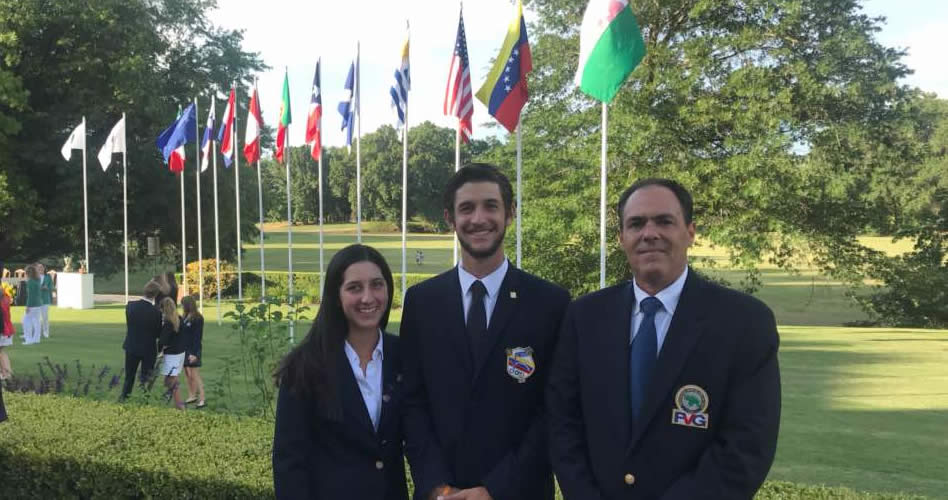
575,0,646,102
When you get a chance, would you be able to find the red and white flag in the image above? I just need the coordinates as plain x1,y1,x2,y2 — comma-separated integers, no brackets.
243,83,263,164
305,59,323,161
444,8,473,142
218,88,235,167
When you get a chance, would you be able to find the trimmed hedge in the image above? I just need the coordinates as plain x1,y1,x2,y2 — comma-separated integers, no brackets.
0,392,274,499
0,393,927,499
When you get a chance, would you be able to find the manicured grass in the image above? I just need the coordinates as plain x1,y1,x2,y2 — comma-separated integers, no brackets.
3,306,946,498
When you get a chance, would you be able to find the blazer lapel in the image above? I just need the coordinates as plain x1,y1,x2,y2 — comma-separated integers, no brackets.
377,334,398,439
628,272,709,450
337,349,377,440
599,284,635,451
471,264,520,383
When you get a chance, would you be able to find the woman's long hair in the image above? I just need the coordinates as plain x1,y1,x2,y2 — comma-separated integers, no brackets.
159,297,179,332
274,244,394,407
181,296,202,322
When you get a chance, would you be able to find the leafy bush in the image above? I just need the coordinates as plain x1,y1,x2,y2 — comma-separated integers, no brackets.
228,271,430,308
185,259,238,300
0,392,274,499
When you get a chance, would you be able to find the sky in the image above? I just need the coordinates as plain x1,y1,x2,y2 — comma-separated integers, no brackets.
209,0,948,150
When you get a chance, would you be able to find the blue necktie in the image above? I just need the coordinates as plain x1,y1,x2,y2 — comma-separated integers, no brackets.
629,296,661,420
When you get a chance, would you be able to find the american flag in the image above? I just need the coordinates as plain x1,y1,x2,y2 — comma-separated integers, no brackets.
444,9,473,143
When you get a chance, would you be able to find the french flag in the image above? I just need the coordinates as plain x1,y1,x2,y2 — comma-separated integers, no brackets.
217,88,236,167
156,103,196,174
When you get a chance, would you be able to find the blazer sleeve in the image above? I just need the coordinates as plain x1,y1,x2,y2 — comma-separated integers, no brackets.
547,301,606,500
660,302,781,500
273,383,316,499
483,286,570,500
400,287,453,498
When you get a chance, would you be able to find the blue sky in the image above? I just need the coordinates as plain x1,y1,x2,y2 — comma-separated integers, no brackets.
210,0,948,149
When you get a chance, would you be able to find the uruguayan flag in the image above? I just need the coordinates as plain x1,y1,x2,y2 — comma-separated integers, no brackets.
389,24,411,133
338,54,358,149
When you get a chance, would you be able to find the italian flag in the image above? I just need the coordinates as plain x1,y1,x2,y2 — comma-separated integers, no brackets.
276,70,292,164
575,0,646,103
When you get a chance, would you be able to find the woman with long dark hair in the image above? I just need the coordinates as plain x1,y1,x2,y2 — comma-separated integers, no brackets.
272,244,407,500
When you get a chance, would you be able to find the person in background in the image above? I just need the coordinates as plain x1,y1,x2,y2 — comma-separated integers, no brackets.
158,297,187,410
22,264,42,345
39,263,54,339
272,244,408,500
121,281,162,401
155,272,179,306
180,296,206,409
0,283,15,380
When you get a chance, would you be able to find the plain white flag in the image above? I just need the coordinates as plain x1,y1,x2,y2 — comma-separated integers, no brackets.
60,121,85,161
97,116,126,171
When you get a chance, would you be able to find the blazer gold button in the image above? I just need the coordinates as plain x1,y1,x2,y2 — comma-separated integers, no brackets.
624,473,635,485
376,460,384,470
382,394,391,403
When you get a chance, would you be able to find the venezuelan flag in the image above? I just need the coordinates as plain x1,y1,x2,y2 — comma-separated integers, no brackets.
475,0,532,133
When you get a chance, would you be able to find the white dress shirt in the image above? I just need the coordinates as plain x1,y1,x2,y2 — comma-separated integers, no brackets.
344,332,384,430
458,258,509,328
630,267,689,354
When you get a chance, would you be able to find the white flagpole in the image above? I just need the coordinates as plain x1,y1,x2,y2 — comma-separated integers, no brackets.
195,97,204,311
318,148,325,298
81,116,90,273
181,157,187,298
284,87,295,342
234,83,243,301
211,98,222,325
454,122,460,267
356,42,362,243
599,102,607,289
122,113,129,303
516,115,523,269
401,105,408,306
255,78,266,300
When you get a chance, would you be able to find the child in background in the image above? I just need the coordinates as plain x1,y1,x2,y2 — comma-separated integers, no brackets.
0,283,14,379
39,263,54,338
157,297,187,410
22,264,42,345
180,296,205,408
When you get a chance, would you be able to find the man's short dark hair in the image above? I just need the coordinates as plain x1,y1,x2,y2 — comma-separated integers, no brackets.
143,280,161,299
442,163,514,219
616,178,694,227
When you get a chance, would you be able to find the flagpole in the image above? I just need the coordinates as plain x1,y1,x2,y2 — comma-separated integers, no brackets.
234,83,243,301
356,41,362,243
516,115,523,269
195,97,204,311
318,148,325,298
401,106,408,306
212,98,222,325
81,116,90,273
599,102,607,289
286,123,294,343
454,121,460,267
181,159,187,298
122,113,129,303
255,78,266,300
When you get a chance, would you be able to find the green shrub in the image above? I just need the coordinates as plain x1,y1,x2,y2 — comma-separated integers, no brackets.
184,259,237,300
223,271,431,308
0,392,274,499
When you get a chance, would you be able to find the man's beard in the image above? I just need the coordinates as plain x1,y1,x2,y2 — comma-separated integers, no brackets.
458,224,507,260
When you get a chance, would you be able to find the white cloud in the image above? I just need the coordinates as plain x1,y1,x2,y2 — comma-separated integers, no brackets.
211,0,537,149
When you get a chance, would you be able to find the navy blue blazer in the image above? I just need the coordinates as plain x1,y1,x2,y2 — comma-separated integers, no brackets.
123,299,161,358
401,265,570,500
548,271,781,500
273,332,408,500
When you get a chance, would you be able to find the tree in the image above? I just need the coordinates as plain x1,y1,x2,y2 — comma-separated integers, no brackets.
0,0,265,274
513,0,926,300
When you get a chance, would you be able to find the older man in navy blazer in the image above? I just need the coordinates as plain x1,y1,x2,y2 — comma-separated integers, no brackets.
401,163,570,500
548,178,781,499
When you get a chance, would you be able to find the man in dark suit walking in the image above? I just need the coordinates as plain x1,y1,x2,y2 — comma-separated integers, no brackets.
548,178,781,499
401,163,570,500
121,280,162,400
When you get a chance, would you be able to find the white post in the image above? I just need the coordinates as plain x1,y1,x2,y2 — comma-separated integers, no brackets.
212,99,222,324
122,113,129,303
286,123,294,343
81,116,90,273
257,159,265,300
195,97,204,311
181,161,187,297
453,122,460,267
318,151,325,298
599,102,608,289
355,42,362,243
234,84,243,301
516,115,523,269
401,114,408,306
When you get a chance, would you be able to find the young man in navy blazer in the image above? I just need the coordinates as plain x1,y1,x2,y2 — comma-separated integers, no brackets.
401,163,570,500
121,281,162,400
548,178,781,499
